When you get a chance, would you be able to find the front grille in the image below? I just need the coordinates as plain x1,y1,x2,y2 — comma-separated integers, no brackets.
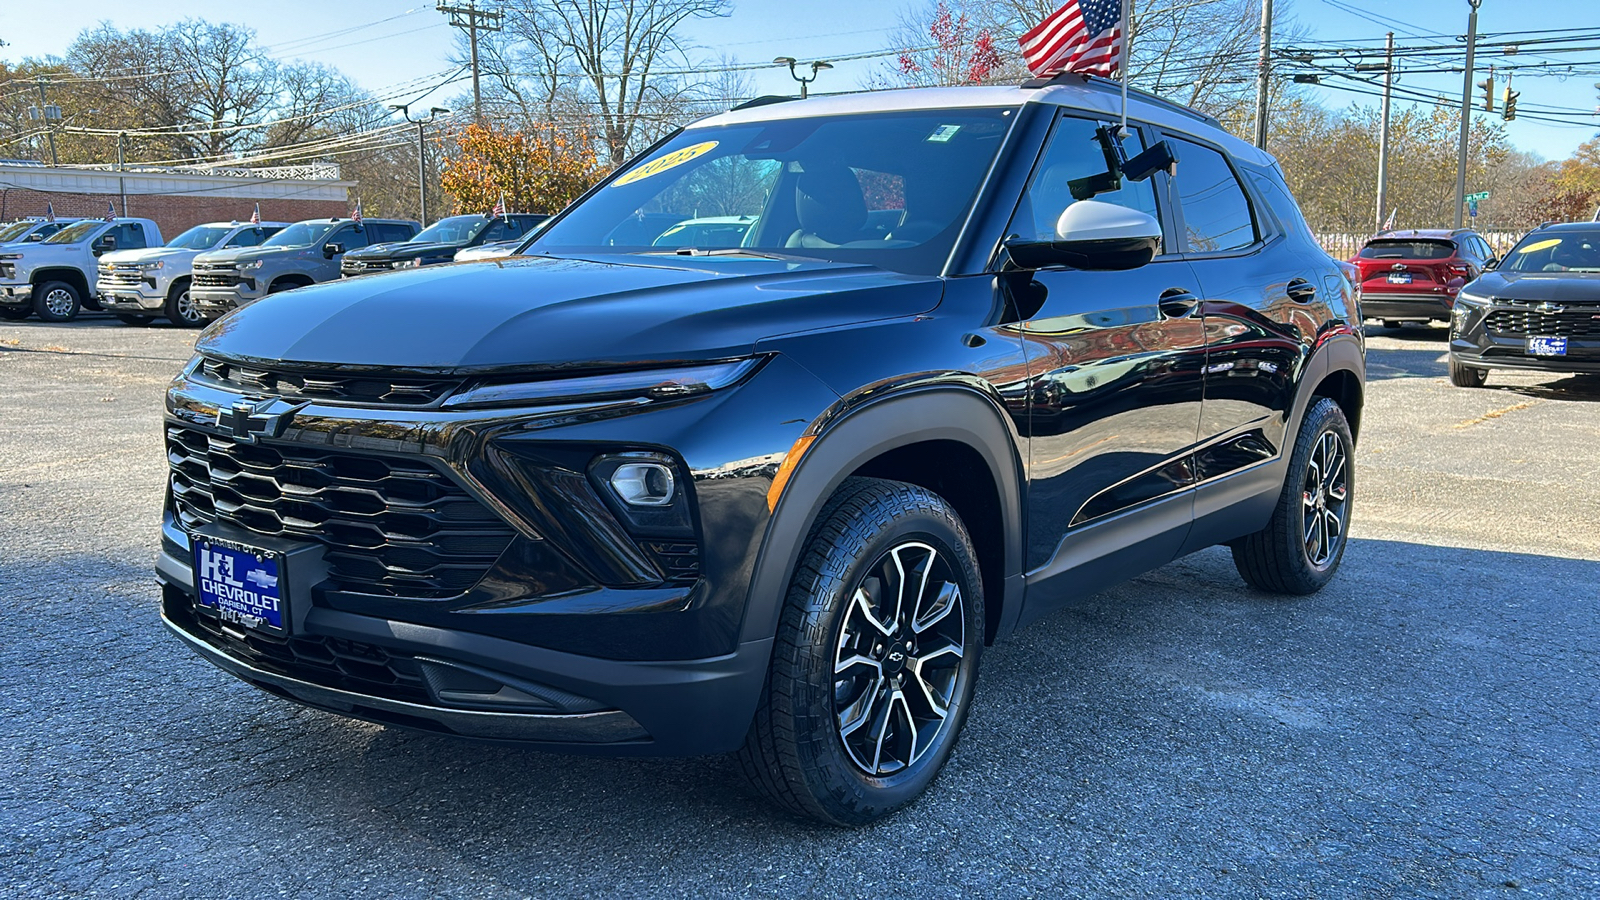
101,269,145,288
1486,304,1600,338
196,357,460,406
167,425,516,598
193,270,245,288
341,260,393,275
168,593,429,703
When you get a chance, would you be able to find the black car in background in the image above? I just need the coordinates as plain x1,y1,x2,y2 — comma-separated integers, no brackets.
340,213,548,277
158,78,1364,824
1449,222,1600,387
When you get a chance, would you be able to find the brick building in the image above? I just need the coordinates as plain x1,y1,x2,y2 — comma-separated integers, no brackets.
0,160,352,237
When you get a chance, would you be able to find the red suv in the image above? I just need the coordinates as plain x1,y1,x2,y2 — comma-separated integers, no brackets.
1352,229,1497,327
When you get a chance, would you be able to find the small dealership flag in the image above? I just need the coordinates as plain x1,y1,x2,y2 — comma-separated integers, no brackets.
104,201,116,222
1019,0,1125,78
492,194,506,218
352,199,363,224
45,202,55,222
1382,208,1397,231
250,203,261,225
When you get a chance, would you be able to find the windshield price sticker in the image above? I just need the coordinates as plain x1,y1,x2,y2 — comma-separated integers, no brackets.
927,124,962,143
612,141,719,187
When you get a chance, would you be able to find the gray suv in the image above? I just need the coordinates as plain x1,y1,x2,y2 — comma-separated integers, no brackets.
190,217,418,318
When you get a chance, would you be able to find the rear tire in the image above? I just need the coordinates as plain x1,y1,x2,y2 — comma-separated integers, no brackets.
0,306,29,321
1449,357,1488,388
1381,319,1401,330
32,281,81,322
115,314,156,326
736,477,984,825
1230,398,1354,595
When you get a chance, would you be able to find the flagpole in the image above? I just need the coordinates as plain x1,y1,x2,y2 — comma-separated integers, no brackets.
1119,0,1132,138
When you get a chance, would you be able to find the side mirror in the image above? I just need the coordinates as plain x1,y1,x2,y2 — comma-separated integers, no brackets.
323,242,344,258
1004,200,1162,272
92,234,116,255
1485,257,1499,270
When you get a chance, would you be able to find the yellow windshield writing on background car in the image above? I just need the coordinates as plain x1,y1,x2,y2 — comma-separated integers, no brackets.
612,141,719,187
1516,238,1563,254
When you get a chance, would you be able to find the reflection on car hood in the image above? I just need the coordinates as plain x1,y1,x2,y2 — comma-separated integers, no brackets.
1474,272,1600,302
345,240,463,261
196,246,306,265
197,254,943,373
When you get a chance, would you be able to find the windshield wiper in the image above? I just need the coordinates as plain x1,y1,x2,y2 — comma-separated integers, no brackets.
663,248,804,261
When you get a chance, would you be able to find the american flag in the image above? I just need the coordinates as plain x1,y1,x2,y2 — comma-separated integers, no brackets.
1019,0,1125,78
104,201,117,222
45,202,55,222
250,203,261,225
492,194,506,218
352,199,363,224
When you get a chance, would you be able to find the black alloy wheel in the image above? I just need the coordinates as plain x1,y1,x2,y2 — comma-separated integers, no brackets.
738,477,984,825
1231,398,1355,594
32,280,82,322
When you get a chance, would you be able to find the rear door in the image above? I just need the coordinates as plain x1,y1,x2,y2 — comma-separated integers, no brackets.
1013,112,1206,612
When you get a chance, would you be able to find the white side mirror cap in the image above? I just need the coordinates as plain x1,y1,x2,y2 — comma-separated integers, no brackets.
1056,200,1162,244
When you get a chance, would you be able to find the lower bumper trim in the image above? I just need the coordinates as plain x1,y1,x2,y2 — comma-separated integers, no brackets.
165,614,651,744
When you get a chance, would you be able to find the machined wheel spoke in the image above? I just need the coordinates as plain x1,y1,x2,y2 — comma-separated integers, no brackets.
835,653,881,676
908,669,952,720
839,676,885,738
912,640,963,669
850,586,894,637
913,580,960,634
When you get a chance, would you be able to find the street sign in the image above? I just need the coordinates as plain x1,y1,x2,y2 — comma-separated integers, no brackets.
1469,200,1479,218
1464,191,1490,202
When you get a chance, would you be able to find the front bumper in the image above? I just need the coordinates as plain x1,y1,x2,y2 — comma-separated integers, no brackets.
1,281,33,306
1360,292,1453,321
97,280,165,311
192,282,262,315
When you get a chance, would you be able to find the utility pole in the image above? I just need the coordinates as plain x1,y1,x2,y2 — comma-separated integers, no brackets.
1375,32,1394,234
437,1,503,122
390,104,450,226
117,131,128,217
1455,0,1483,229
1253,0,1274,148
29,77,60,166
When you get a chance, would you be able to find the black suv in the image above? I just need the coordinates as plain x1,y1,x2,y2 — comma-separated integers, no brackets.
1449,222,1600,386
158,77,1364,825
340,213,548,277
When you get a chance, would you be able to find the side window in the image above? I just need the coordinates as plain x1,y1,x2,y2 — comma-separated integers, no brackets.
1006,115,1163,251
336,225,372,250
481,220,513,242
225,228,267,248
118,223,149,250
383,224,415,243
1244,168,1314,243
1168,138,1257,253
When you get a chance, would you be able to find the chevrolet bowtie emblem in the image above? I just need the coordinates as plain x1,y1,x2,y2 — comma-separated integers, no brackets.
1536,302,1566,315
217,398,307,444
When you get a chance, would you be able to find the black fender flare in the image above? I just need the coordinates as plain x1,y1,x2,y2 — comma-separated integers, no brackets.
738,384,1027,645
1287,328,1366,453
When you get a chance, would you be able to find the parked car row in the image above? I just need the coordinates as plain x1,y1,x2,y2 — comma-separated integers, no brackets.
0,211,550,326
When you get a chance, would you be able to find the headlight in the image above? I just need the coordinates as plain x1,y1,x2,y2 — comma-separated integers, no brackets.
1455,290,1491,307
239,259,264,271
442,358,764,410
137,260,164,270
394,258,423,269
0,253,23,261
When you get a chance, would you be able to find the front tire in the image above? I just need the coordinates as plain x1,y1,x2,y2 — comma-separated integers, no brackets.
32,281,81,322
737,477,984,825
163,279,203,328
1449,356,1488,388
1230,398,1354,594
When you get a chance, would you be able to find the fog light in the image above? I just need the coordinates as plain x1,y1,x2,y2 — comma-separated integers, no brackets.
610,462,676,507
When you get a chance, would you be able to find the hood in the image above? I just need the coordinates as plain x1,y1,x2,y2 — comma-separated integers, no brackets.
197,254,943,373
197,245,308,266
101,246,191,265
346,241,463,262
1471,271,1600,302
5,241,85,264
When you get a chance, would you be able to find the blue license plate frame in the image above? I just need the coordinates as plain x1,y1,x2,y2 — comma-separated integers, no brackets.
1387,273,1412,284
192,536,289,636
1527,336,1568,357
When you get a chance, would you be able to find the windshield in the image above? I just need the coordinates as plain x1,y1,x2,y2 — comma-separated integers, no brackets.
166,225,233,251
531,108,1015,275
261,221,337,248
43,221,104,245
412,216,489,244
1359,239,1456,260
1500,230,1600,274
0,221,37,243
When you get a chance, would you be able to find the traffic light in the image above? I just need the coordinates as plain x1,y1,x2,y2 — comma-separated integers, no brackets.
1503,87,1519,121
1477,74,1495,112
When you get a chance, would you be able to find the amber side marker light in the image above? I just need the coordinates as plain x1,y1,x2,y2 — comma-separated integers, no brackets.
766,434,816,513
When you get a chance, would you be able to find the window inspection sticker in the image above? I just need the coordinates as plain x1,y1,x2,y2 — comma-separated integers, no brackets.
612,141,719,187
927,125,962,143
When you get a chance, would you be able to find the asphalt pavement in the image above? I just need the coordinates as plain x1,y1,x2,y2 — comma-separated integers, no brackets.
3,317,1598,898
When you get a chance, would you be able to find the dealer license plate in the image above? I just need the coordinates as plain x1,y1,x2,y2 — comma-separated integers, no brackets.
1386,273,1412,284
1527,336,1568,357
193,536,288,636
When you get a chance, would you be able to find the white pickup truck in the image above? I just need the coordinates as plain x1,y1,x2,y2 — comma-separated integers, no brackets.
0,217,164,322
97,220,286,327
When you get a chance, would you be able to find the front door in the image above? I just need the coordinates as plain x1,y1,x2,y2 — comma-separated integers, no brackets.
1009,114,1206,612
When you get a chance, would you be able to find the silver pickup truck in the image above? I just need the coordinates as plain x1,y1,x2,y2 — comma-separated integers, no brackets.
97,221,286,327
191,217,418,319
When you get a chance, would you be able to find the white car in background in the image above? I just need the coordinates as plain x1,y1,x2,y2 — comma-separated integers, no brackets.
97,220,286,327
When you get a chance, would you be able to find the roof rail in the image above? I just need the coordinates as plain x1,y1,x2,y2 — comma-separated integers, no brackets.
730,95,798,111
1020,72,1221,127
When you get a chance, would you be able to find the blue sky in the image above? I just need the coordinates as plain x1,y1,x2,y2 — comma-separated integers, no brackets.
3,0,1596,160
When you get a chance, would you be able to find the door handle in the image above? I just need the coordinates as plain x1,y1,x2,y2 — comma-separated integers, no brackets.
1158,288,1199,319
1287,278,1318,303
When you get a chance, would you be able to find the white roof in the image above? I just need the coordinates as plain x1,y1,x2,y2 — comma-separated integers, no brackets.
691,83,1273,169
